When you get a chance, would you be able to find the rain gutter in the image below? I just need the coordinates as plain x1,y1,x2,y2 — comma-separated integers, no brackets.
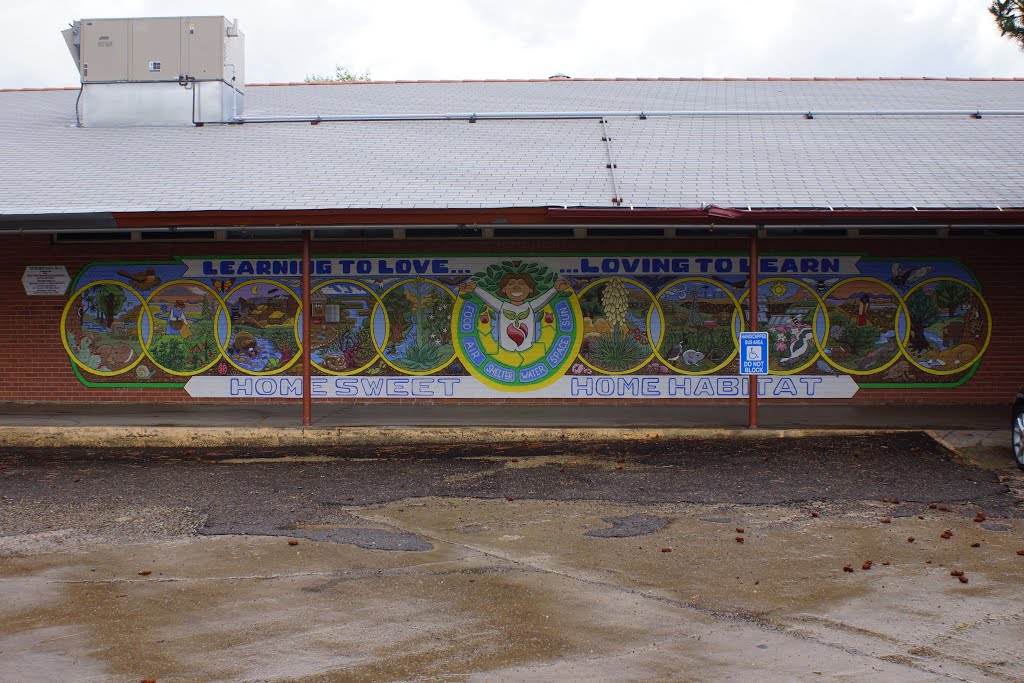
229,109,1024,125
548,206,1024,226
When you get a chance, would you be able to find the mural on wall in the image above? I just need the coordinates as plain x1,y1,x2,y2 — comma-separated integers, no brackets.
60,254,992,399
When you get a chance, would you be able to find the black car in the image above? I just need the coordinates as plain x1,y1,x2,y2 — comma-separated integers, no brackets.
1015,387,1024,470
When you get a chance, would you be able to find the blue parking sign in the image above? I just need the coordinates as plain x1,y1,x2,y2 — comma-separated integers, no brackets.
739,332,769,375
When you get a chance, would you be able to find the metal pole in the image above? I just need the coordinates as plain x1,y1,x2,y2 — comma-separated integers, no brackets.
748,229,759,429
302,229,312,427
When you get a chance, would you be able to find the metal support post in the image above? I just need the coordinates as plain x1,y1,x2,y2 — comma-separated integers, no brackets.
302,229,312,427
748,229,759,429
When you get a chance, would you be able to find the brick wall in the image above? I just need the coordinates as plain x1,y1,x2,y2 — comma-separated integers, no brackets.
3,232,1021,405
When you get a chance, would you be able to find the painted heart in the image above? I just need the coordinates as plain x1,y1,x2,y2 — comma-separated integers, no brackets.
506,322,527,347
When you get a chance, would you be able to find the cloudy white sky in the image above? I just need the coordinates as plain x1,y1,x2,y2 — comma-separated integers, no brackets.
3,0,1022,88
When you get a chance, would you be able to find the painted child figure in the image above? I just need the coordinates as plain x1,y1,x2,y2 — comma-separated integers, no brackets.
461,273,571,352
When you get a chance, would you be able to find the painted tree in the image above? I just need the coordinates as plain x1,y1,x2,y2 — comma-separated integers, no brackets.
991,1,1024,49
933,281,970,319
93,284,126,329
906,290,940,352
405,281,438,343
385,291,411,349
601,278,629,341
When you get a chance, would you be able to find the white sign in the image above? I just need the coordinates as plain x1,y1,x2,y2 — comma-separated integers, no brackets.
739,332,770,375
22,266,71,296
184,374,859,400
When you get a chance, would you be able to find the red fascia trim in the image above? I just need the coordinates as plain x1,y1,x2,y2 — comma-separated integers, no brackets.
112,207,554,228
110,205,1024,229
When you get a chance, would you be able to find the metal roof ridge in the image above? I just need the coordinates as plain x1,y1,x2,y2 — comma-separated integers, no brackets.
242,77,1024,88
0,86,80,93
3,77,1024,92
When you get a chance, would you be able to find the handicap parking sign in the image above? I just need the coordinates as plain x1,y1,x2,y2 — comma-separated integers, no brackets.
739,332,769,375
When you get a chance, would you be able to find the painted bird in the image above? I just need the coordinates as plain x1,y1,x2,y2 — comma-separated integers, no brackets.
711,275,749,293
117,268,162,290
890,263,932,289
665,337,690,363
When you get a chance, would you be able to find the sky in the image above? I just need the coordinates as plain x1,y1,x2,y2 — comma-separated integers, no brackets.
2,0,1022,88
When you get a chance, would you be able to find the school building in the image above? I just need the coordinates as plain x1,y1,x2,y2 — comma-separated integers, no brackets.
2,16,1023,418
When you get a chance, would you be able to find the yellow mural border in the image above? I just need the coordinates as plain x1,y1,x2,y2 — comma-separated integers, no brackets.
896,277,992,376
576,277,659,376
734,277,829,375
219,279,302,376
650,277,740,376
815,277,910,376
374,278,457,376
452,284,584,392
308,279,386,376
60,280,147,377
142,280,226,377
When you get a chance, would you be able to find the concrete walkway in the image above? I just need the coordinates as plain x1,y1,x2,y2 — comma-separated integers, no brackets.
0,402,1008,430
0,403,1012,469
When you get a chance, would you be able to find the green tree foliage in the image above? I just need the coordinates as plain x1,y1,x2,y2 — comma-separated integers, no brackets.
470,261,556,294
304,65,372,83
906,290,940,352
933,281,970,318
93,284,127,329
990,1,1024,49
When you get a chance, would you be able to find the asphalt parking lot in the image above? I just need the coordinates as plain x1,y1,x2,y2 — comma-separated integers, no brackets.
0,433,1022,682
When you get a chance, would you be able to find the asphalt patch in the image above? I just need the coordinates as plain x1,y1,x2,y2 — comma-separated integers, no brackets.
586,514,669,538
202,525,433,551
0,433,1020,548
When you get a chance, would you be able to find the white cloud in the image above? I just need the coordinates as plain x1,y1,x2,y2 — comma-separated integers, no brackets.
2,0,1021,88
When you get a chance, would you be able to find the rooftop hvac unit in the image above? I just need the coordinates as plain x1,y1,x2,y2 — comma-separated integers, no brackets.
63,16,245,127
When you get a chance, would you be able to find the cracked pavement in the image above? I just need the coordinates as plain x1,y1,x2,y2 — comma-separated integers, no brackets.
0,432,1022,682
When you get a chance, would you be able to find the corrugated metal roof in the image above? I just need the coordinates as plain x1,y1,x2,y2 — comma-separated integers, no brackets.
1,79,1023,216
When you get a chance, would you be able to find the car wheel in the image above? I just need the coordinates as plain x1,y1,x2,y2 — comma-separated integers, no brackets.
1014,407,1024,471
